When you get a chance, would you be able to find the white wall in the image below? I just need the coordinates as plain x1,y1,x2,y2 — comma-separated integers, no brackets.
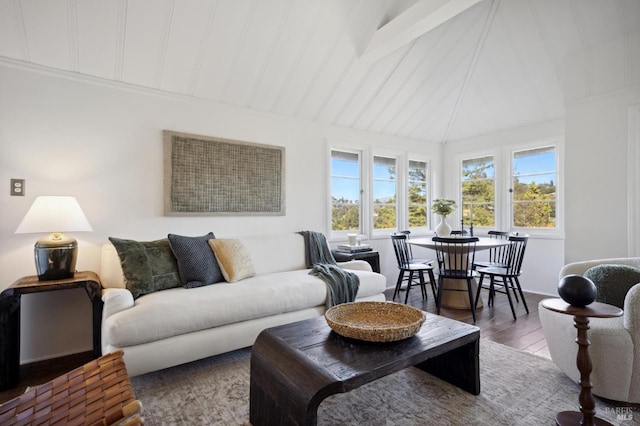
442,119,566,296
0,63,440,363
564,88,640,263
563,33,640,263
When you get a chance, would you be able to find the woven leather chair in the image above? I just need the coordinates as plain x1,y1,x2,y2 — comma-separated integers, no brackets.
0,350,143,425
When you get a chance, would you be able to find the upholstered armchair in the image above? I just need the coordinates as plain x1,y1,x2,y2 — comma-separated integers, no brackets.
539,257,640,403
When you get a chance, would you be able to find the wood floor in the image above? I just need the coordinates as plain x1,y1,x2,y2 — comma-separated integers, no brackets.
0,285,551,405
384,284,552,360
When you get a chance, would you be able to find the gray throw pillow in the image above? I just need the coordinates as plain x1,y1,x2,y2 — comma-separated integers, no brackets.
168,232,223,288
583,264,640,309
109,237,181,299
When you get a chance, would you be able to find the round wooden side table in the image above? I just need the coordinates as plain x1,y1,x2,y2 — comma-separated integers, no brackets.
541,298,623,426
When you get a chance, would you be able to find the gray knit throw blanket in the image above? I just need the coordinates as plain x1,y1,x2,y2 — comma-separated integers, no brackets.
298,231,360,308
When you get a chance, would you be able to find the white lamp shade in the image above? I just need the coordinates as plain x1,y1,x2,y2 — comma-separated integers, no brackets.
15,196,93,234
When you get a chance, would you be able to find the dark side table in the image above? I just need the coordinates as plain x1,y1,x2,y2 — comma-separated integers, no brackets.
541,298,623,426
0,271,103,391
332,250,380,273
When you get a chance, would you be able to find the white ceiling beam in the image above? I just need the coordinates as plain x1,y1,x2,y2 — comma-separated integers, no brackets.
360,0,483,63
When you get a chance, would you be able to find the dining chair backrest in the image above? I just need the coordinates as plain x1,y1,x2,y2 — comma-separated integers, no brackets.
390,233,412,268
505,235,529,275
450,230,468,236
432,236,479,278
398,230,415,258
486,230,511,264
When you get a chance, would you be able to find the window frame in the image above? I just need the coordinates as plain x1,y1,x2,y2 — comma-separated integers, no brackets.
371,153,400,235
328,146,366,239
456,148,501,233
460,154,498,230
406,154,432,235
328,144,434,241
454,139,563,239
504,138,563,238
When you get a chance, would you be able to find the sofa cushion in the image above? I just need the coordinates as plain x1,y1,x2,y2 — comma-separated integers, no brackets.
239,234,307,275
584,264,640,309
102,268,386,347
109,237,181,299
208,239,255,282
168,232,223,288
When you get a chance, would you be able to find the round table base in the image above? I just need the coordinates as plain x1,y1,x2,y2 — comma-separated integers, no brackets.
440,278,483,309
555,411,613,426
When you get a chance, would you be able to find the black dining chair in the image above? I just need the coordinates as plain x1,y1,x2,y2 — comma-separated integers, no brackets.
474,235,529,320
432,236,479,322
390,233,437,304
398,230,432,265
473,230,511,269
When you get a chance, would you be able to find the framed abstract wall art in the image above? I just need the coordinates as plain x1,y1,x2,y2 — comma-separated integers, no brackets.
164,130,285,216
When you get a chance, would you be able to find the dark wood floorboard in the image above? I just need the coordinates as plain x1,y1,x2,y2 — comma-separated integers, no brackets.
1,286,552,405
0,350,95,403
384,285,552,360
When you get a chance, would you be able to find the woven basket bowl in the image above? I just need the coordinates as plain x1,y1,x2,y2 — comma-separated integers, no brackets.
325,301,426,342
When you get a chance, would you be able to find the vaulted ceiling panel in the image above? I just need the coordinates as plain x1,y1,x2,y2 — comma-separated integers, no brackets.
273,0,358,117
20,0,70,70
405,80,463,141
331,44,412,128
0,0,637,144
248,1,325,112
295,0,387,122
222,0,291,107
160,0,213,95
0,1,25,60
374,2,488,139
570,0,626,48
352,34,436,132
76,0,119,80
449,0,564,141
525,0,582,91
121,0,170,87
193,0,255,101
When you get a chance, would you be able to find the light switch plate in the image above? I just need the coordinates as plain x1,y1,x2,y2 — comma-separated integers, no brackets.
10,179,25,196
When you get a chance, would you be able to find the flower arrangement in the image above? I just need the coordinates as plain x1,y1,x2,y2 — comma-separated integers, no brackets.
432,199,456,217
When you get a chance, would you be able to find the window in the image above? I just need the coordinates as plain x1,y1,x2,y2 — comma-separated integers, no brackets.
330,150,361,233
408,160,428,229
372,156,397,230
329,146,433,239
461,156,495,227
511,146,557,229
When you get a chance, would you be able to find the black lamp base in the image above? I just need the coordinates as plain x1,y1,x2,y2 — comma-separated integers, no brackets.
34,236,78,281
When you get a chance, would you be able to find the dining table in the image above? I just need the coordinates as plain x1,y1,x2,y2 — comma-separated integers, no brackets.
408,236,511,309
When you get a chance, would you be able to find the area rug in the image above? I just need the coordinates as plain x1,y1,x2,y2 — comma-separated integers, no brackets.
130,339,636,425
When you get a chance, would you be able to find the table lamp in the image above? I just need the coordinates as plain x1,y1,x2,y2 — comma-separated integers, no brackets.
15,196,93,281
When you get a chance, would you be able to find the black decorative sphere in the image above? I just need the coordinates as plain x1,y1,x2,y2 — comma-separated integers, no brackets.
558,274,597,307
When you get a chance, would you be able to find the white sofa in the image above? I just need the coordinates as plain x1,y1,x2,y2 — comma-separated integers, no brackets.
100,233,387,376
539,257,640,403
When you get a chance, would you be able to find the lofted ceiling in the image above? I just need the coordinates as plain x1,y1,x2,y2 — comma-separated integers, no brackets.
0,0,638,143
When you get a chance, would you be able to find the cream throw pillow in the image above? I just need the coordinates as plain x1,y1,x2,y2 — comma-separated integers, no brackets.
208,239,255,282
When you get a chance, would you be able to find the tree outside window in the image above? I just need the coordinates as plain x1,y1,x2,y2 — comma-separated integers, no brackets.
461,156,495,227
331,150,361,232
373,156,397,230
408,160,428,229
512,147,557,228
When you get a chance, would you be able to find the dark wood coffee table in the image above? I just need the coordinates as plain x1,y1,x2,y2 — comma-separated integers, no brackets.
250,312,480,426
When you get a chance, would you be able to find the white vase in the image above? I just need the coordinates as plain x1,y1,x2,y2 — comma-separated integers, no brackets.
435,215,452,237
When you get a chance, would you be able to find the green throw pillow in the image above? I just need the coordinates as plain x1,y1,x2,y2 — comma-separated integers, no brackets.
109,237,181,299
583,264,640,309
